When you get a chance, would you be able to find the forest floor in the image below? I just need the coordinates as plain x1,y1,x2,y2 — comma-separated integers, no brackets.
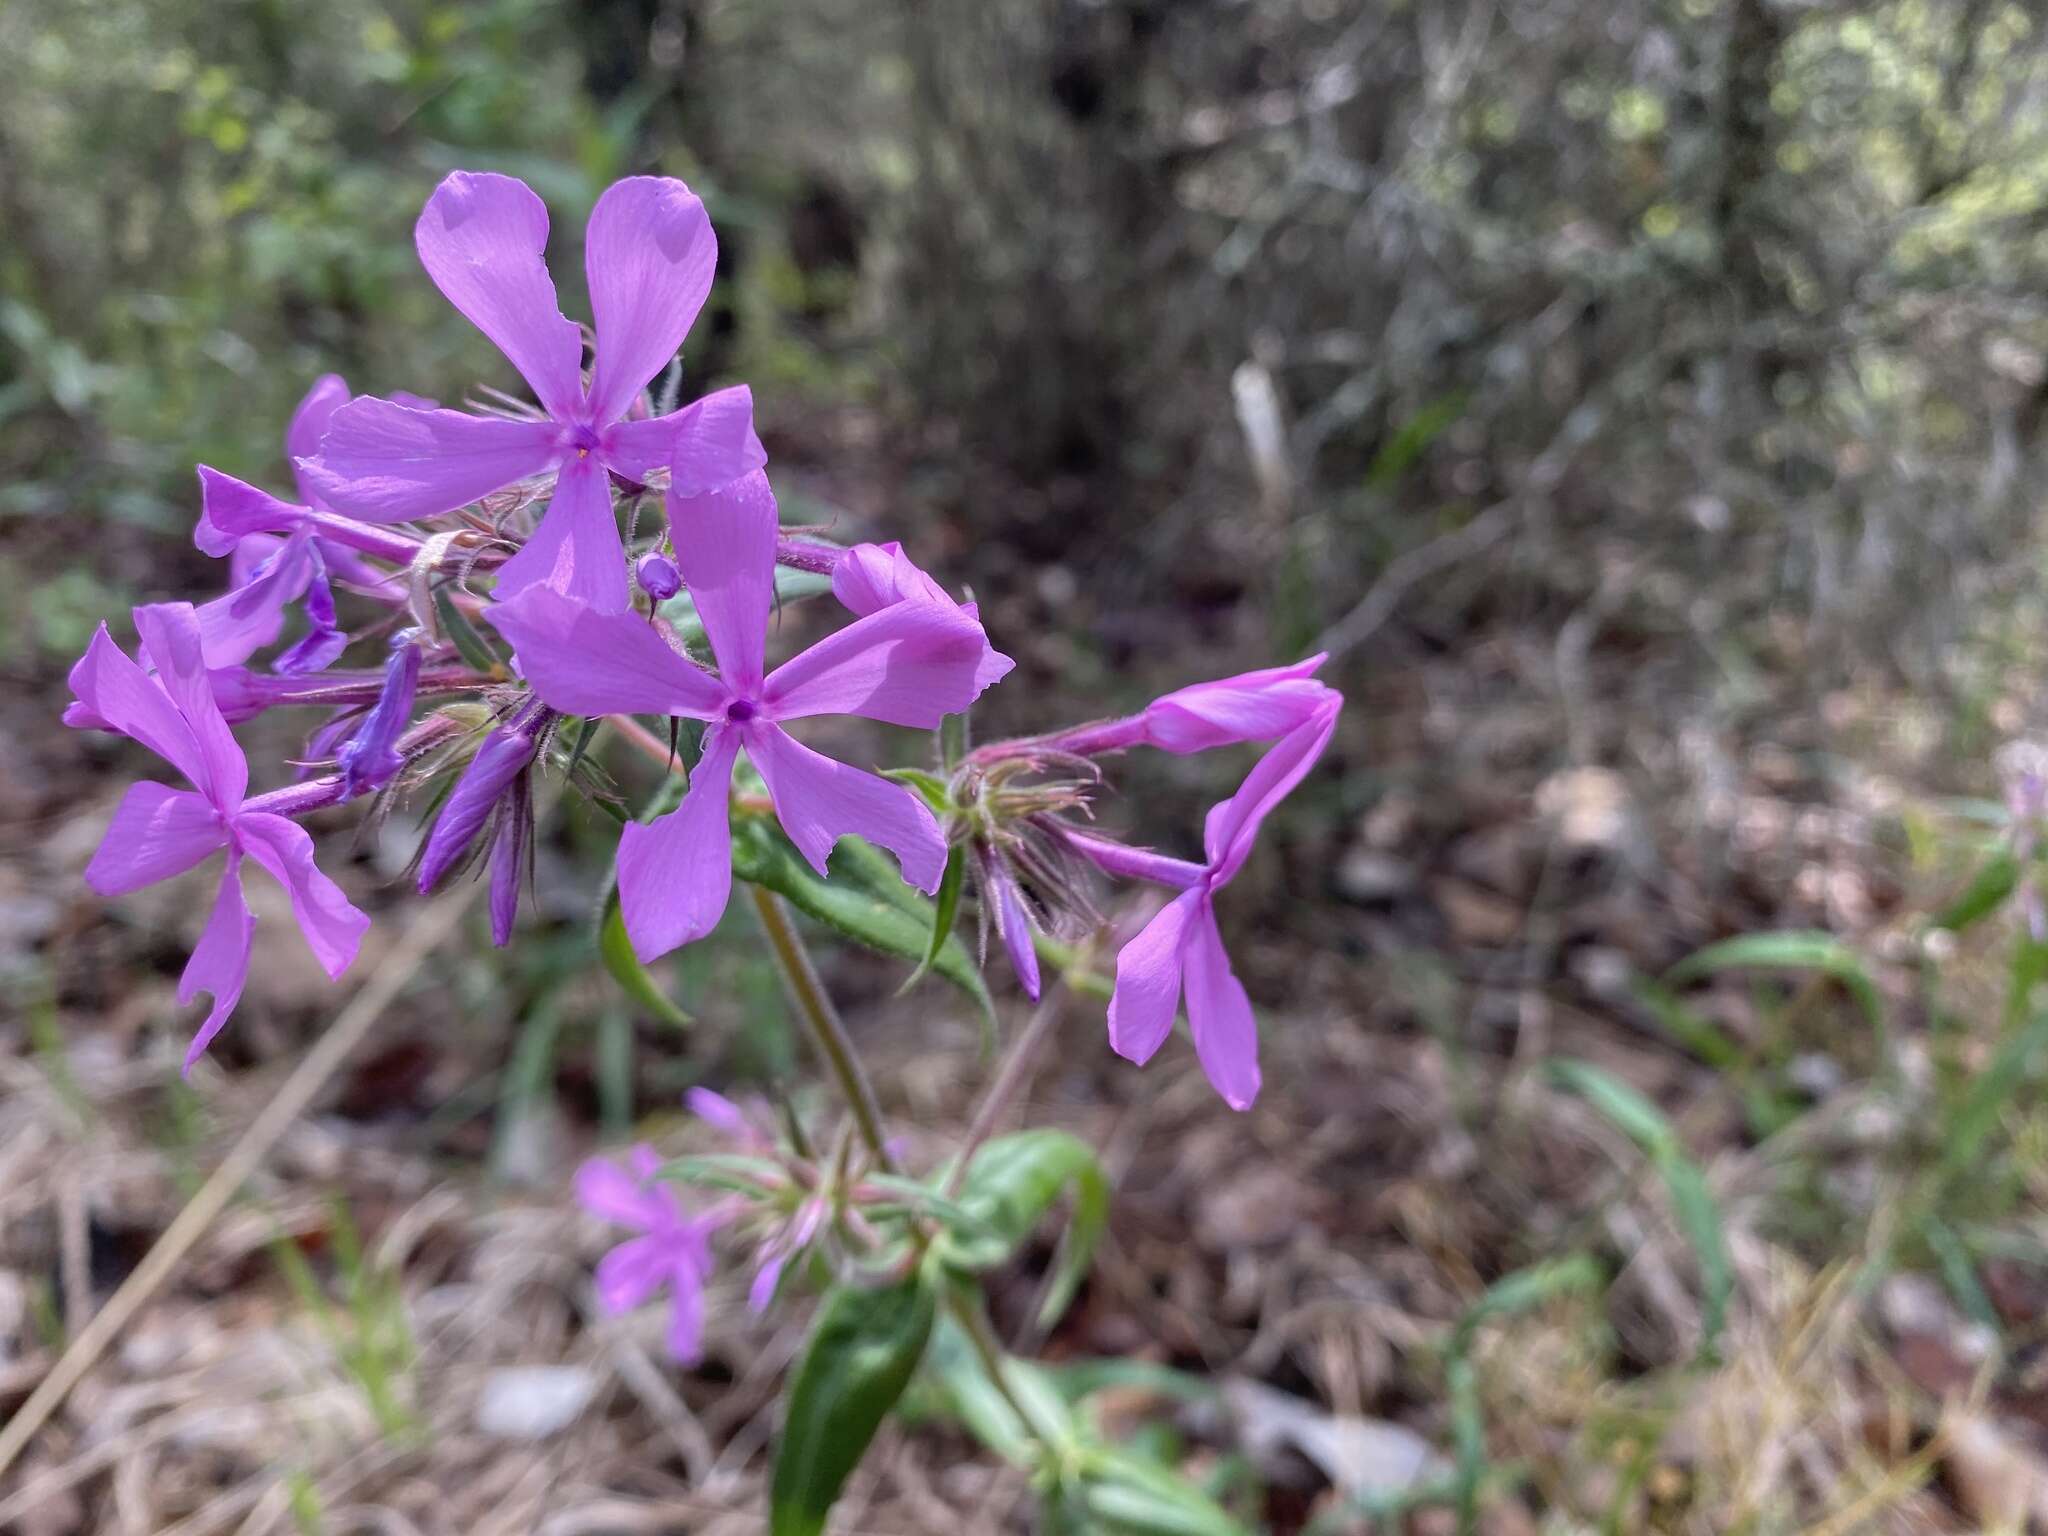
5,430,2048,1536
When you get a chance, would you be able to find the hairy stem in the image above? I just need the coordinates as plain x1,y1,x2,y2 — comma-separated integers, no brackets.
748,884,898,1174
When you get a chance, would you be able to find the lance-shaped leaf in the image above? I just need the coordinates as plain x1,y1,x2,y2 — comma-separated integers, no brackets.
899,841,968,996
920,1312,1077,1468
1664,930,1884,1032
945,1129,1108,1329
731,814,994,1022
1075,1448,1253,1536
771,1271,937,1536
1931,849,2020,935
1547,1060,1729,1358
598,888,692,1027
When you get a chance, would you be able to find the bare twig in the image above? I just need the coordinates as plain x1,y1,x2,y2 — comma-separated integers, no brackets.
1314,498,1519,660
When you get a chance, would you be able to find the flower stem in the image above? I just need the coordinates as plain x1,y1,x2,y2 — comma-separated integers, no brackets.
947,1289,1070,1449
944,977,1071,1198
747,884,898,1174
743,880,1067,1457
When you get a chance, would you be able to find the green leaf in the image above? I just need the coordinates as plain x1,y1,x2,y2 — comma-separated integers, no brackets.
1449,1254,1604,1348
1078,1449,1252,1536
1444,1255,1601,1534
947,1130,1108,1329
1630,979,1744,1072
1546,1061,1730,1358
731,816,995,1022
1664,931,1883,1032
1048,1358,1221,1406
771,1272,937,1536
1940,1005,2048,1180
899,842,968,996
433,584,501,672
598,889,691,1028
921,1313,1075,1467
1932,851,2019,934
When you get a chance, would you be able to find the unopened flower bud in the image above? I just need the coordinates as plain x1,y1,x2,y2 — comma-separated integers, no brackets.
337,634,422,798
636,550,682,602
418,702,549,894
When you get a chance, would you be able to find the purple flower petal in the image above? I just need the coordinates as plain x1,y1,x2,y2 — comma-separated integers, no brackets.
1201,700,1339,888
487,587,725,720
196,467,426,567
603,385,765,492
583,176,717,426
747,1252,786,1315
228,531,284,590
746,722,947,892
66,624,210,791
133,604,250,807
685,1087,762,1146
1182,902,1259,1110
1106,889,1200,1067
193,530,318,668
669,471,777,692
1142,655,1334,754
287,374,352,504
663,1271,707,1364
829,542,1014,693
831,542,946,614
180,856,255,1071
492,454,629,610
989,864,1042,1001
195,467,300,557
236,811,370,979
84,782,227,896
300,400,560,524
577,1152,667,1231
1060,830,1206,892
593,1234,671,1314
627,1144,665,1181
617,725,740,961
414,171,584,420
273,553,345,675
763,600,991,728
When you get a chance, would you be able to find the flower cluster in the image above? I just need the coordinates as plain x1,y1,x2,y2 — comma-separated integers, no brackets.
68,170,1341,1355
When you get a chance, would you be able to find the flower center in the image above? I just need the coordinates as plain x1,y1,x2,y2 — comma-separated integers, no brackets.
725,699,757,724
568,423,603,457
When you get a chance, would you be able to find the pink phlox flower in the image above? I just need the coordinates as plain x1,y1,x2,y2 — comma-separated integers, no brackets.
191,377,430,674
488,470,1003,962
577,1144,732,1363
64,603,370,1069
1067,699,1340,1110
302,172,766,612
832,541,1015,694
